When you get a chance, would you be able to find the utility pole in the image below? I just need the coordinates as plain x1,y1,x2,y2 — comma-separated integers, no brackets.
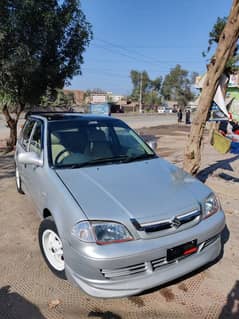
139,72,143,113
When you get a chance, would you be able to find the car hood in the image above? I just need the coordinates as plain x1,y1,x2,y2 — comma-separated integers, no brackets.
56,158,211,224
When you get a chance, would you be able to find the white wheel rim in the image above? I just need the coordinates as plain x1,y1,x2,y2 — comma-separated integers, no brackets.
42,229,64,271
16,167,20,189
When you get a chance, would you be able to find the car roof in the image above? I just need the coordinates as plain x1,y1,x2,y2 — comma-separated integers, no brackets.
25,112,115,122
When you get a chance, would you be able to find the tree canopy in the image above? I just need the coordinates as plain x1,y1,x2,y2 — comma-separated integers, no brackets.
130,70,162,106
0,0,92,146
40,89,75,110
203,16,239,75
130,66,196,109
161,65,196,107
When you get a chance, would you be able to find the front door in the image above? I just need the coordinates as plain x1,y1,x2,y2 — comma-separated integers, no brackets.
26,120,45,213
16,119,36,193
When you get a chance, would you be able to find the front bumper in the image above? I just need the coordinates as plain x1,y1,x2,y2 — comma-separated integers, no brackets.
64,210,225,298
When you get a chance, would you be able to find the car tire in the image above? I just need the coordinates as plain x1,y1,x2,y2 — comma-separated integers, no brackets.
15,166,25,194
39,217,66,279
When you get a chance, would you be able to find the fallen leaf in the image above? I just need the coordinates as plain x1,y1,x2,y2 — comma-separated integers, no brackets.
48,299,61,309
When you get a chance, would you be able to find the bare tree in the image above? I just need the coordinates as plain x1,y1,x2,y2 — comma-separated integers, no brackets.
183,0,239,175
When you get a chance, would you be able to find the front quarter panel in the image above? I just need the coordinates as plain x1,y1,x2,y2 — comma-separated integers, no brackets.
40,167,87,244
38,118,87,243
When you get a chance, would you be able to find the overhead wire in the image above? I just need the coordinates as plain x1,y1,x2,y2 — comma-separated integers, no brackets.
78,37,205,92
94,37,204,65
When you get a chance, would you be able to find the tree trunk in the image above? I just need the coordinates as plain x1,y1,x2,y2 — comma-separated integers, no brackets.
2,104,24,150
183,0,239,175
8,122,18,147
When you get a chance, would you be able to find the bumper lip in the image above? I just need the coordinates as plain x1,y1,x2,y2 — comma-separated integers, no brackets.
65,235,222,298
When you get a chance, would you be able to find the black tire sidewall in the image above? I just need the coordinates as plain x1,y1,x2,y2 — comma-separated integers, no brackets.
38,217,66,279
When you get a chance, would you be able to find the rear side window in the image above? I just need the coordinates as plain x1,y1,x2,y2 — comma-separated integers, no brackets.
21,120,35,150
29,122,43,155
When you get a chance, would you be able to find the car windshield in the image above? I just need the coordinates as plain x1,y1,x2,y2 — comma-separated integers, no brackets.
48,119,156,168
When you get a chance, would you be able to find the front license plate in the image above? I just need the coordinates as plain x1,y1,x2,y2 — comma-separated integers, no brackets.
167,240,198,262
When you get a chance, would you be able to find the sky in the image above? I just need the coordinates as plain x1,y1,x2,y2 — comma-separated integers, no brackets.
69,0,232,95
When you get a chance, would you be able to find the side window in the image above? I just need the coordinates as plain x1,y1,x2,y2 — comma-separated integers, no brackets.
98,126,111,141
114,126,152,156
29,122,43,156
21,120,35,150
114,127,139,149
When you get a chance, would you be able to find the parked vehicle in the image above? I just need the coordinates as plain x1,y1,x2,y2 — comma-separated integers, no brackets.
157,107,166,114
15,112,225,298
157,106,172,113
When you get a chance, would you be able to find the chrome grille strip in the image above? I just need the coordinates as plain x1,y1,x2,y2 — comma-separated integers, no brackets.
200,234,219,251
102,268,146,279
177,209,201,224
151,257,167,269
131,218,172,232
131,209,201,233
102,263,146,274
101,262,147,279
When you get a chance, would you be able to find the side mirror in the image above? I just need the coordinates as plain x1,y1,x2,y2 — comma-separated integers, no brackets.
18,152,43,167
147,140,157,151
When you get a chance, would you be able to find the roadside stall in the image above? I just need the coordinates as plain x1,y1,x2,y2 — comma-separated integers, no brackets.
196,73,239,154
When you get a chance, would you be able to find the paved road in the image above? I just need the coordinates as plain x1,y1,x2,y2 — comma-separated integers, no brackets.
113,113,177,129
0,113,177,139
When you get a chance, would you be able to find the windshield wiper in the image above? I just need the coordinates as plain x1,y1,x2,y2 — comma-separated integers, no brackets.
56,155,130,169
122,153,157,163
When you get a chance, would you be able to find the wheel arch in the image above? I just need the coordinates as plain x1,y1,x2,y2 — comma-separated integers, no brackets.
43,208,52,219
42,208,65,243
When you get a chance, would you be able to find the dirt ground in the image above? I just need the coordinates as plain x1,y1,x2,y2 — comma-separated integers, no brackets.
0,124,239,319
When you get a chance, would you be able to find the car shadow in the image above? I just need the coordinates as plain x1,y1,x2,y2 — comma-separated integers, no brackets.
196,155,239,183
219,280,239,318
0,153,15,180
139,224,230,297
0,285,46,319
88,311,122,319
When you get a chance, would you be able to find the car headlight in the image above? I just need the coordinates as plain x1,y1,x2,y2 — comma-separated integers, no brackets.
203,193,220,219
72,221,133,245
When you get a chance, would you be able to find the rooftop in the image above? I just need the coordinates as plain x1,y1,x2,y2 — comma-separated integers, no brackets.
26,111,115,122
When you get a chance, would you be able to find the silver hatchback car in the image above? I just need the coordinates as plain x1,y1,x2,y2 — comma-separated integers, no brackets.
15,112,225,298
